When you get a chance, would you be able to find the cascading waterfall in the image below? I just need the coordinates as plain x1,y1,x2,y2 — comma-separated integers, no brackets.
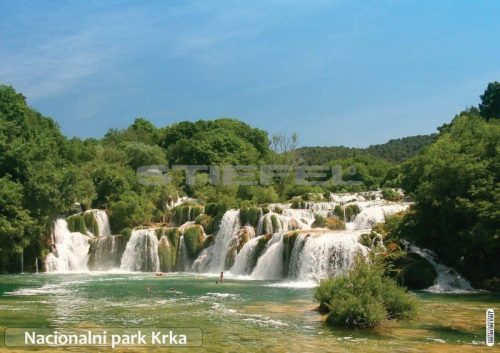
407,244,473,293
287,233,307,278
177,236,192,272
88,235,126,271
39,195,472,292
45,219,91,272
256,209,314,235
251,233,286,280
120,229,159,272
347,201,411,230
204,210,241,273
88,209,112,236
295,230,368,281
229,237,261,276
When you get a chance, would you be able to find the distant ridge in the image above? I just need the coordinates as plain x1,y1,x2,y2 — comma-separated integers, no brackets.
296,134,438,164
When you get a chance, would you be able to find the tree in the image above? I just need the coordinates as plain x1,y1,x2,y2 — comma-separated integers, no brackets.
479,81,500,120
400,114,500,288
109,191,155,232
0,177,35,272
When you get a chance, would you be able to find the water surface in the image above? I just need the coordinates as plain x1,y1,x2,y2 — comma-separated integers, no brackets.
0,273,498,352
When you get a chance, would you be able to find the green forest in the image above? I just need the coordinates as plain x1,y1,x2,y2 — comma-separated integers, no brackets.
0,82,499,290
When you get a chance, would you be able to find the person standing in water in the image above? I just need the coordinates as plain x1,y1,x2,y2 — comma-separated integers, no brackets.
220,272,224,283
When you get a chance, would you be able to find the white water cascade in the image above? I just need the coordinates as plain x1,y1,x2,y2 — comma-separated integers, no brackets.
229,237,261,276
45,219,91,272
204,210,241,273
120,229,160,272
295,230,368,281
347,201,411,230
88,209,112,236
251,233,285,280
408,244,474,293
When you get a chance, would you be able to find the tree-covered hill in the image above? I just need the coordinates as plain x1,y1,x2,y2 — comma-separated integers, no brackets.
296,134,437,165
366,134,437,162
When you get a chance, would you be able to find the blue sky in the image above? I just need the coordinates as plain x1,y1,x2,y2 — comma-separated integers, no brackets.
1,0,499,147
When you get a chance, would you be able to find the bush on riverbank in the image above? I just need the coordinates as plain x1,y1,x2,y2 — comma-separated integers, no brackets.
315,255,417,328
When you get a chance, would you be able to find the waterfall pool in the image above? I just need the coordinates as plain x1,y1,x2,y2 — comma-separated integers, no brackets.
0,273,498,352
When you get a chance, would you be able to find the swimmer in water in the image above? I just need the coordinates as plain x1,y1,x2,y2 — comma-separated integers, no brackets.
220,272,224,283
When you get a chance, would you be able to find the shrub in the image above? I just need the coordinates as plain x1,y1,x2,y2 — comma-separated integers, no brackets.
382,188,402,201
315,256,417,328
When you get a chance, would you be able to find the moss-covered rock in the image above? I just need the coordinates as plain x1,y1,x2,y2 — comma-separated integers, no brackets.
183,225,205,260
66,214,87,234
333,204,360,222
312,215,346,230
171,205,204,226
224,227,253,269
283,231,299,277
120,227,132,241
395,253,437,290
158,235,177,272
291,198,306,209
88,235,126,271
195,214,215,234
249,234,272,271
84,212,99,236
240,206,262,228
360,231,383,249
203,202,232,232
203,234,215,249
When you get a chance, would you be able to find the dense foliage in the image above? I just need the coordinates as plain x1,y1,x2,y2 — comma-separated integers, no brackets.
315,256,417,328
0,80,499,287
296,134,436,165
399,114,500,288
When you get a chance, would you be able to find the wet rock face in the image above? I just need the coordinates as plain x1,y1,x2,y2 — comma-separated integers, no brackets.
224,226,253,270
395,253,437,290
158,236,175,272
88,235,127,271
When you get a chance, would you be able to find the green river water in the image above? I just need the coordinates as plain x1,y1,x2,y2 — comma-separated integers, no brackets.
0,273,498,352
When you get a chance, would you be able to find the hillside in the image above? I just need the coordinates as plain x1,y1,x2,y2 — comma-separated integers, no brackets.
296,134,437,165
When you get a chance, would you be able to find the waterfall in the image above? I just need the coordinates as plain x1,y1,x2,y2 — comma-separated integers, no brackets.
287,233,307,278
88,235,126,271
256,209,314,235
347,201,410,230
120,229,159,272
229,237,261,275
35,257,39,273
88,209,112,236
295,230,368,281
44,219,91,272
203,210,241,273
178,236,192,271
251,233,285,280
407,244,473,293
